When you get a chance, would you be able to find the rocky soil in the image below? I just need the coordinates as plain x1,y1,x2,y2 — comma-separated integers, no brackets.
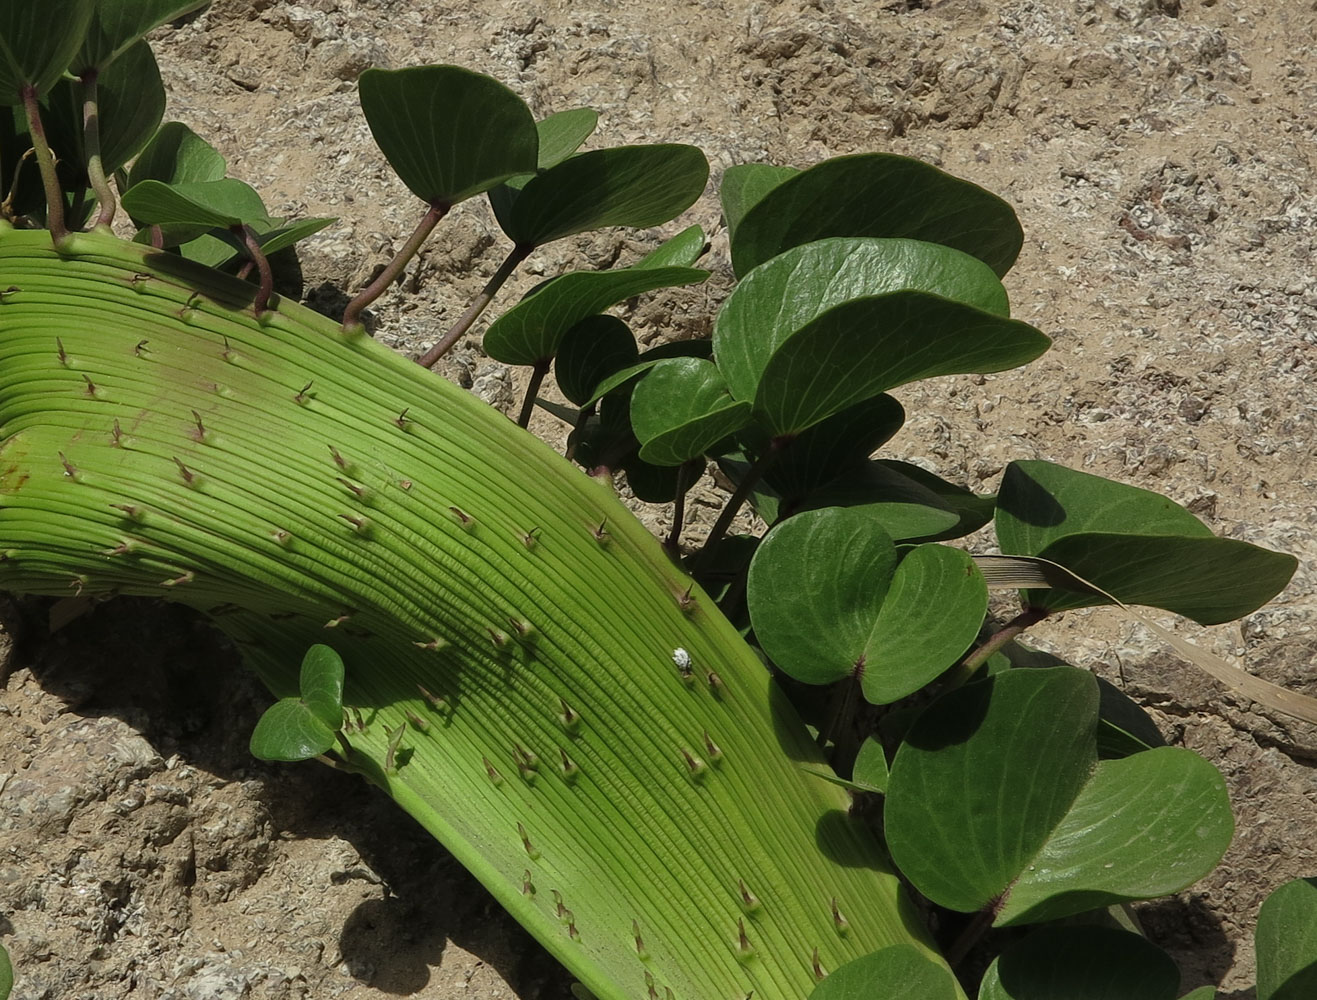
2,0,1316,997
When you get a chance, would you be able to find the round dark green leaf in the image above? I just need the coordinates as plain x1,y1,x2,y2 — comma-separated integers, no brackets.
358,65,537,205
1257,877,1317,1000
500,144,708,247
299,643,345,730
713,237,1047,436
885,667,1233,924
76,1,208,72
730,152,1024,278
630,357,751,466
747,507,899,687
758,394,906,500
483,236,707,366
0,0,95,103
808,944,959,1000
979,926,1180,1000
534,107,598,170
121,177,268,229
128,121,226,187
249,697,337,762
720,162,799,246
554,315,638,406
996,461,1298,624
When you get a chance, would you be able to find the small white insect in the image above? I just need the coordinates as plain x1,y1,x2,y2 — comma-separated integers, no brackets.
672,648,692,671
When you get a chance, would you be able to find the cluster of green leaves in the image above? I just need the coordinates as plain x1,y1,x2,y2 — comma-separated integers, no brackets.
4,9,1311,995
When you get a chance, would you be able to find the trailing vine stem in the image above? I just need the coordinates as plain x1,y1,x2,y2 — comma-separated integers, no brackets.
237,224,274,314
416,242,531,368
1,148,33,221
944,606,1051,689
516,358,550,429
691,440,787,573
341,199,449,331
20,84,66,241
945,905,998,969
664,459,702,555
80,69,116,229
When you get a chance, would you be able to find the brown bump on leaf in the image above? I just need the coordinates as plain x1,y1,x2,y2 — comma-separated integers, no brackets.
512,743,538,775
338,513,369,533
172,456,195,485
487,627,510,648
394,408,411,429
58,452,77,478
68,575,86,595
101,540,135,557
324,612,351,628
483,756,504,786
221,336,234,362
56,337,67,365
417,684,445,708
737,918,753,959
521,526,540,549
398,479,413,490
739,879,760,913
558,747,579,781
449,505,474,529
592,518,609,543
81,374,97,397
678,584,696,613
294,381,313,403
329,445,348,469
110,502,140,520
518,822,540,859
831,896,849,934
633,919,647,959
385,723,406,774
110,419,123,447
162,570,195,587
521,870,535,896
706,671,724,695
812,947,825,981
190,410,206,442
551,889,566,919
558,699,580,731
566,913,579,941
681,748,706,778
134,339,149,356
413,638,447,652
405,709,429,731
703,730,723,763
337,477,367,499
271,529,292,547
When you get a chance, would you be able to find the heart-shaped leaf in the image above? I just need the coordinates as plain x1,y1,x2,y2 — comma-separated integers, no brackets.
807,944,960,1000
996,460,1298,624
583,336,715,405
747,507,987,701
553,315,638,406
496,143,708,247
128,121,226,187
885,667,1233,925
75,0,208,72
630,357,751,466
0,0,95,103
730,152,1024,278
978,926,1180,1000
122,177,268,229
713,237,1048,436
46,39,165,177
720,162,799,244
483,235,708,366
358,65,538,205
249,644,345,762
1257,877,1317,1000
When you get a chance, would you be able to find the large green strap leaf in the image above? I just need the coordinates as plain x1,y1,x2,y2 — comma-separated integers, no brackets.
76,0,208,72
0,0,95,103
358,65,538,205
885,668,1232,923
729,152,1024,278
630,357,751,466
808,944,960,1000
127,121,226,187
713,237,1046,436
497,144,708,247
45,39,166,176
978,927,1180,1000
121,177,268,228
747,508,986,701
996,461,1297,624
483,235,707,366
1257,877,1317,1000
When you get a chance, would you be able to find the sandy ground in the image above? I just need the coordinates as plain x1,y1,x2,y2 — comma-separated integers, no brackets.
2,1,1316,997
